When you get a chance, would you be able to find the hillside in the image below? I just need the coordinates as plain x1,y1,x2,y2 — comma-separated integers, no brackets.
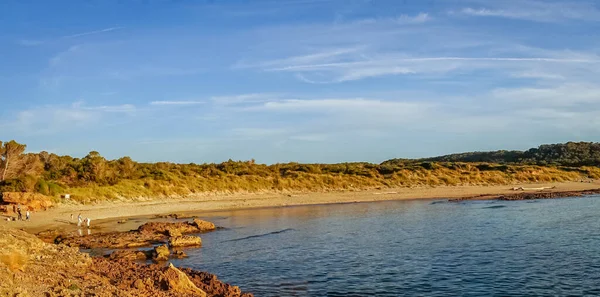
1,140,600,203
394,142,600,166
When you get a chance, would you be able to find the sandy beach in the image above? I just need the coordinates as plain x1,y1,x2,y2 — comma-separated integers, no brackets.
4,181,600,233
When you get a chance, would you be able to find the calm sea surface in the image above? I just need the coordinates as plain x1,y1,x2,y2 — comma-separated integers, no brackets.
171,196,600,296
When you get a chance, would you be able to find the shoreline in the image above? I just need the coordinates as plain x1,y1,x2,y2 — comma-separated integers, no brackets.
4,181,600,233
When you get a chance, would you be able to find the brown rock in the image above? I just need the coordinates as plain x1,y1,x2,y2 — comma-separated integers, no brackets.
172,250,187,259
132,278,145,289
153,245,170,262
109,250,150,261
192,219,216,232
167,229,182,237
160,263,207,297
169,235,202,248
1,192,53,211
137,222,200,236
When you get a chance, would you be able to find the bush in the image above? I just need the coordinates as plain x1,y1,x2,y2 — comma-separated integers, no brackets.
35,179,50,195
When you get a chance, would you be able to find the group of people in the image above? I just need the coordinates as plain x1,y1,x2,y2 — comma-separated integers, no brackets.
72,213,91,228
11,204,31,221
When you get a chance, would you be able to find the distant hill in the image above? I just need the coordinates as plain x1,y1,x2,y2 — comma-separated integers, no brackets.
382,142,600,167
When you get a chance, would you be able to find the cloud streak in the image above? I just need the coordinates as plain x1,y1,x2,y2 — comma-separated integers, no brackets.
150,101,205,106
61,27,123,39
454,1,600,22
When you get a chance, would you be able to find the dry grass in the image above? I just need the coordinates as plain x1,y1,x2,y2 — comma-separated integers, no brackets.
61,163,600,203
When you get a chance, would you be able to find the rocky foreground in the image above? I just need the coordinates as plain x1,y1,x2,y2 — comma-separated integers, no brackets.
0,220,253,297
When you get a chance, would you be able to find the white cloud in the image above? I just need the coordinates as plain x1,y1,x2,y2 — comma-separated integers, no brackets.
5,102,136,135
211,93,280,106
254,98,434,119
258,50,598,83
455,1,600,22
355,12,431,25
150,101,205,106
61,27,123,39
492,83,600,106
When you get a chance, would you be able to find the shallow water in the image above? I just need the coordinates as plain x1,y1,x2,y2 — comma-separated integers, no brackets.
172,196,600,296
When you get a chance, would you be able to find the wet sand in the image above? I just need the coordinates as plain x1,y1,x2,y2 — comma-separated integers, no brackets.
4,181,600,233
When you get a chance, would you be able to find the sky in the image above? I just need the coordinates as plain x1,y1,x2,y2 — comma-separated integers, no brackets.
1,0,600,164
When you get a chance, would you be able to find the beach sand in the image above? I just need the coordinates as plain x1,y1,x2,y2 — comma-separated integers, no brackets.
4,181,600,233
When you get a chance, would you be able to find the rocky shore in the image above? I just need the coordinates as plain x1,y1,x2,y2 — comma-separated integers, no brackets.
0,219,253,297
449,188,600,202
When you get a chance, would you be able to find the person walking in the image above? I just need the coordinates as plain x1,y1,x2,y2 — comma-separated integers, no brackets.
26,210,30,221
86,217,91,229
17,209,22,221
77,214,83,227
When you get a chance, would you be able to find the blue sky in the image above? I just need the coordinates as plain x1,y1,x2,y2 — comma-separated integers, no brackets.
1,0,600,164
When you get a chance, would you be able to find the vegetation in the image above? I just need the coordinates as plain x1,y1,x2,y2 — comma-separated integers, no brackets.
1,140,600,203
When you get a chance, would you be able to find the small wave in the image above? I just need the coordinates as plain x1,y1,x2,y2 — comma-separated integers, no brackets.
430,200,446,205
224,228,295,242
483,205,507,209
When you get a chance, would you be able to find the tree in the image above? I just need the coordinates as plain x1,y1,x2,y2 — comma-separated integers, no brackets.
0,140,27,181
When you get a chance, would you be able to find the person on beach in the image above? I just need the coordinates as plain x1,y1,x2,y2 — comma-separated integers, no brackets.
17,209,22,221
26,210,30,221
77,214,82,227
12,205,16,214
70,214,73,221
86,217,91,228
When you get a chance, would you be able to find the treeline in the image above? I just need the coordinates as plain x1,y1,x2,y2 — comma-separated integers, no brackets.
1,140,600,202
384,142,600,167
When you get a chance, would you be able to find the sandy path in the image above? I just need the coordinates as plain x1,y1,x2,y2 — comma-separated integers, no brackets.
4,181,600,233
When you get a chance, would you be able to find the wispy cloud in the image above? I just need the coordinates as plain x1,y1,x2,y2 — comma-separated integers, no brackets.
49,45,80,66
150,101,205,106
256,50,599,83
61,27,123,39
354,12,431,25
492,83,600,106
17,27,123,47
211,93,281,106
454,1,600,22
4,102,136,135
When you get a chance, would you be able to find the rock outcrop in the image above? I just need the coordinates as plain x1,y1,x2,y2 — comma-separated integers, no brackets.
137,221,206,236
169,235,202,247
57,219,216,249
153,244,171,262
1,192,53,211
161,263,208,296
193,219,216,231
1,225,253,296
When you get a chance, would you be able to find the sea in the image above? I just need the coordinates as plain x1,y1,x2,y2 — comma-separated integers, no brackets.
170,196,600,296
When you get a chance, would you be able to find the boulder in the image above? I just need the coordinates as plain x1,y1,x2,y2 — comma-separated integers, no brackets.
192,219,216,232
152,245,170,262
1,192,53,211
172,250,187,259
166,229,182,237
109,250,150,261
160,263,207,297
169,236,202,248
137,222,199,236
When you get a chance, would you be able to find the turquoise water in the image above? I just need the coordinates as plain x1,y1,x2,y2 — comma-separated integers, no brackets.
173,196,600,296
